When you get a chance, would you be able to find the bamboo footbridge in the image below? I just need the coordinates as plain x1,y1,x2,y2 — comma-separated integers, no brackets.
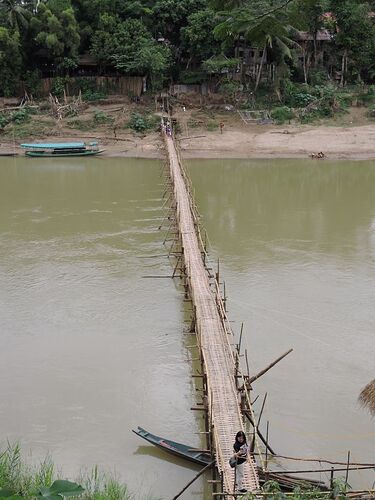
163,130,261,496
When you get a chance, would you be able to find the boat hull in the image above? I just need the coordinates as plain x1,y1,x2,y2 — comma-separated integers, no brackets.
25,149,104,157
132,427,211,466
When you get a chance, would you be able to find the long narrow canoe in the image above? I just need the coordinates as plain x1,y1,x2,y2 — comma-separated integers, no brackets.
20,142,104,158
25,149,104,157
132,427,212,466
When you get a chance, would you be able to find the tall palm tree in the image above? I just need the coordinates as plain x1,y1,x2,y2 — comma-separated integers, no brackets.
0,0,30,31
239,14,298,91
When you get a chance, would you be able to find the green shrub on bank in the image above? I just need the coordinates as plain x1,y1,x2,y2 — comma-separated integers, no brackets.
23,70,42,97
83,89,107,102
93,110,113,125
0,113,9,129
207,120,218,131
271,106,295,124
0,107,34,130
127,112,158,132
367,104,375,118
51,77,69,98
11,108,31,125
75,78,107,102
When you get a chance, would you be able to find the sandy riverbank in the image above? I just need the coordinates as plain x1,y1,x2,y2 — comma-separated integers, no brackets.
1,117,375,161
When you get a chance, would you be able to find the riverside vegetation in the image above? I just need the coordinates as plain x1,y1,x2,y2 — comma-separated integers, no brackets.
0,443,353,499
0,0,375,124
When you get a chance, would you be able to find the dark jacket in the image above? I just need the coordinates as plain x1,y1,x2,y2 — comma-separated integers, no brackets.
233,441,248,465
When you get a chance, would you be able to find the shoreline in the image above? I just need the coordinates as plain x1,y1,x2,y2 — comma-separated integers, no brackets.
2,123,375,161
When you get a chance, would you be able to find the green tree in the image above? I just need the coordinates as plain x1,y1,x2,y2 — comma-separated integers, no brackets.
0,26,22,95
90,13,119,72
0,0,30,31
329,0,375,84
214,8,297,91
208,0,247,9
181,9,221,67
151,0,205,45
29,3,80,72
111,19,171,89
289,0,325,66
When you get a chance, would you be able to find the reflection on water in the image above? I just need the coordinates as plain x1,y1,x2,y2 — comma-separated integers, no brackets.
0,157,204,499
188,159,375,488
1,156,374,496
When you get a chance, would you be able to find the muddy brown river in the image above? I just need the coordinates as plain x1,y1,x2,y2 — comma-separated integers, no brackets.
0,157,374,498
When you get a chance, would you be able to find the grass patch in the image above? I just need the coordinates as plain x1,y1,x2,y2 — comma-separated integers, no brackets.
206,120,218,131
3,120,55,138
0,443,134,500
93,111,113,125
66,119,94,131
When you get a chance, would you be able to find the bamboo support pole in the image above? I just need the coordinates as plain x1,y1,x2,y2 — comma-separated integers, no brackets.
249,349,293,384
172,461,215,500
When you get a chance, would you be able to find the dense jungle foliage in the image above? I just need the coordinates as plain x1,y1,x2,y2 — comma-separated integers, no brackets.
0,0,375,97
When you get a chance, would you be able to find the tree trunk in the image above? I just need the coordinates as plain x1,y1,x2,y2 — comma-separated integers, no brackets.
254,46,266,92
302,44,308,84
313,32,318,68
340,50,347,87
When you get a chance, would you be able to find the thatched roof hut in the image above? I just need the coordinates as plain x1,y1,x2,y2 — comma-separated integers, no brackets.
359,379,375,416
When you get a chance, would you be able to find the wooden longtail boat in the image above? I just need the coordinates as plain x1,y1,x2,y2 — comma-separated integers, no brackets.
132,426,212,466
20,142,104,157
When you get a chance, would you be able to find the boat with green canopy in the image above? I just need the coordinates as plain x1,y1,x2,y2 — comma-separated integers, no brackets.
20,141,104,157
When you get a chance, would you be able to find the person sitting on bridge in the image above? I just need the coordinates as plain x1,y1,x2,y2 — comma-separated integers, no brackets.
233,430,249,493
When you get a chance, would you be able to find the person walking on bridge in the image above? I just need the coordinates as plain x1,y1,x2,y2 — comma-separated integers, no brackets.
233,430,248,493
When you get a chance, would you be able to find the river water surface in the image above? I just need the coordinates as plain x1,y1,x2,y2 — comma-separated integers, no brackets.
0,157,374,498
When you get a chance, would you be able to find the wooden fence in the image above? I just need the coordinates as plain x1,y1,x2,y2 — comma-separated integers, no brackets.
40,76,144,97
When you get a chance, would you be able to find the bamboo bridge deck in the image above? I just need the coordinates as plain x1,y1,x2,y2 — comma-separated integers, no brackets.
164,134,260,495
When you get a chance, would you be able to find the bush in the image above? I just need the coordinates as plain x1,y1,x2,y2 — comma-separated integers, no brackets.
82,89,107,102
206,120,218,131
23,70,42,97
51,77,69,97
219,80,241,100
308,69,329,86
271,106,295,124
74,78,106,100
93,110,113,125
11,108,31,124
367,104,375,118
127,112,158,132
0,113,9,129
179,70,206,85
283,81,316,107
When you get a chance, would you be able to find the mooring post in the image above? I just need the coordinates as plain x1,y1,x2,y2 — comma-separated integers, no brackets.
345,450,351,485
265,421,270,471
329,467,335,498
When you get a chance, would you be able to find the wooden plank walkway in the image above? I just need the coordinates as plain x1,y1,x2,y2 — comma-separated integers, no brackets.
164,135,260,495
